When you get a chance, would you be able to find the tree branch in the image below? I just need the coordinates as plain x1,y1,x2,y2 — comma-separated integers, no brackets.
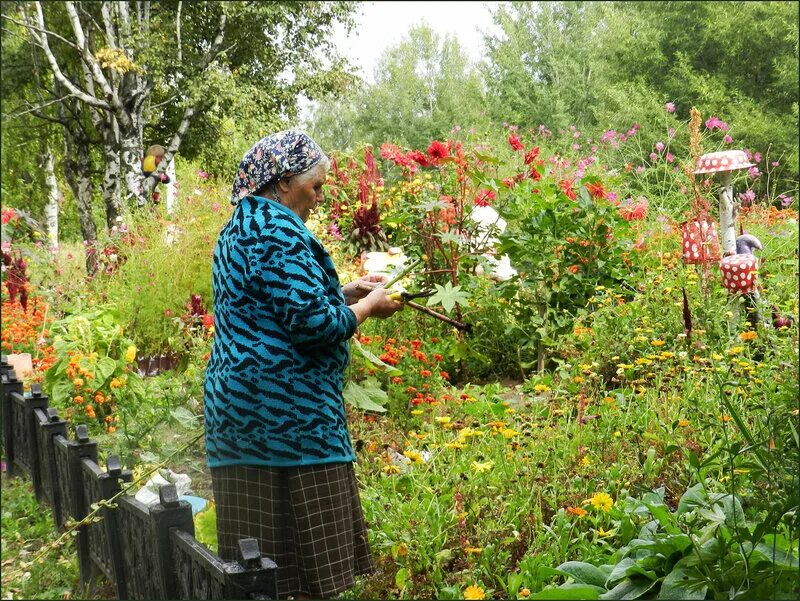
21,3,110,110
176,1,183,63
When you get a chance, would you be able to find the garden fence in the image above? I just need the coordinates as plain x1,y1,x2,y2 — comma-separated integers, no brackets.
0,354,278,600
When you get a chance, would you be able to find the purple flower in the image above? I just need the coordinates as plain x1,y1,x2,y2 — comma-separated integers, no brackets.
738,189,756,206
649,152,658,161
723,135,733,144
705,116,729,131
753,152,761,163
197,170,209,180
607,191,618,202
778,194,794,207
665,102,676,113
748,166,760,179
655,141,665,152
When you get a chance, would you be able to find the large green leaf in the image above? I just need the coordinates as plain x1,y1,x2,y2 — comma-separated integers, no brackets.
599,577,658,600
530,584,602,600
50,378,74,406
753,542,800,570
657,568,707,599
426,282,470,313
555,561,613,588
343,378,388,413
94,357,118,388
676,482,707,516
607,558,657,585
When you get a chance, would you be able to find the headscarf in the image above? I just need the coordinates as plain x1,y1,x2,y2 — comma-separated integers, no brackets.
230,130,325,205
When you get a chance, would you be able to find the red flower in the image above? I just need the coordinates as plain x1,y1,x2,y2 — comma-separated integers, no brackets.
568,265,579,274
508,134,525,152
203,314,214,329
585,181,607,200
559,179,577,201
407,150,430,167
2,208,17,224
475,189,496,207
529,167,541,181
524,147,540,165
426,140,450,161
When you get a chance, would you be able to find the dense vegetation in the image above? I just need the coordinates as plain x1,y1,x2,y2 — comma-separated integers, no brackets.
1,1,798,600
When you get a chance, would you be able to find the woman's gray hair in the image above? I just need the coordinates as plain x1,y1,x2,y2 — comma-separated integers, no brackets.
293,154,331,184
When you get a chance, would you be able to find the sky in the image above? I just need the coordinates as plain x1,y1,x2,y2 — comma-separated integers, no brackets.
298,1,500,121
331,1,501,84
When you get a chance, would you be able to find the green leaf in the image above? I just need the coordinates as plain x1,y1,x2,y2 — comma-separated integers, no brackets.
427,282,470,313
657,568,707,599
94,357,118,388
599,577,658,600
676,482,706,516
351,338,401,375
50,378,75,406
555,562,611,588
395,567,409,590
343,378,388,413
753,542,800,570
530,585,601,600
607,558,657,585
170,407,199,428
194,502,217,553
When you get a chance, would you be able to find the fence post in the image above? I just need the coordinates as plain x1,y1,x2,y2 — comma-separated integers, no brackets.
37,406,69,528
151,484,195,600
99,455,133,600
24,384,50,500
1,365,23,478
225,538,279,600
66,424,99,588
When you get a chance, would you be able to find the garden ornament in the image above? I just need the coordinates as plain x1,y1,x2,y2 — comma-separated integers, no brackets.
681,220,720,264
693,150,754,255
720,233,763,326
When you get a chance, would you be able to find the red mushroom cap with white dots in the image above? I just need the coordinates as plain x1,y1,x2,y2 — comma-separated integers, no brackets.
694,150,754,174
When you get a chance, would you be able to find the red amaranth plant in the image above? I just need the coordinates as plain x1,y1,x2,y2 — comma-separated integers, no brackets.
3,249,29,310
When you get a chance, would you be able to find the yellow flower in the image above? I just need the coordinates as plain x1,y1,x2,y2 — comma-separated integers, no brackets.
382,464,401,474
533,384,550,393
650,339,665,347
464,585,485,600
728,346,745,356
587,492,614,512
500,428,518,439
567,506,587,517
124,345,137,363
464,546,483,554
471,460,494,473
613,430,621,437
595,527,615,538
446,441,466,450
678,419,690,427
435,416,451,424
520,587,531,597
403,450,424,464
580,456,591,467
410,409,423,415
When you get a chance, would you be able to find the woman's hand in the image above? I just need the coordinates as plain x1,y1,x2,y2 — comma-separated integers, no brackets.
342,274,388,305
349,286,403,325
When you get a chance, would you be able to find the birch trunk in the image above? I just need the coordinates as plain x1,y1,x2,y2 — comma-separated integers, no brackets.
718,171,737,255
43,148,59,252
165,158,177,215
64,129,98,275
101,116,123,228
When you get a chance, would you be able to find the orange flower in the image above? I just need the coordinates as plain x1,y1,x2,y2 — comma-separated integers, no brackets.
568,265,579,274
567,506,588,517
739,331,757,341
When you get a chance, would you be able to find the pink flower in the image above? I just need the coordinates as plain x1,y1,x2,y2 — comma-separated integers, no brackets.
600,130,617,143
753,152,761,163
607,191,618,203
748,166,760,179
778,194,793,207
572,143,580,151
655,141,665,152
771,161,780,167
636,165,645,174
723,135,733,144
705,116,729,131
211,202,221,213
197,170,209,180
666,153,675,163
649,152,658,161
738,189,756,206
427,140,451,160
668,127,676,138
665,102,676,113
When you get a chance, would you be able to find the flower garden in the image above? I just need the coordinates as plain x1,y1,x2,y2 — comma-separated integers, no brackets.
2,105,798,600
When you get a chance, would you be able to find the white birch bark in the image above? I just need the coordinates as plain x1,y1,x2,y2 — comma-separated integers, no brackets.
43,148,59,252
165,158,178,215
718,171,737,255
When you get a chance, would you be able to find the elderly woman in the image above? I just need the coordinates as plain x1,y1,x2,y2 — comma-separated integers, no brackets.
204,130,402,599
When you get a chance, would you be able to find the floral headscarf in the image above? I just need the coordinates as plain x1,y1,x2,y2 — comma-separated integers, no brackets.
230,130,325,205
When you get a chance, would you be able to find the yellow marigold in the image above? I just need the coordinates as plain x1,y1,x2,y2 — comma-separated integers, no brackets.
464,585,485,600
435,416,451,424
446,441,465,450
678,419,690,427
520,587,531,597
471,460,493,473
587,492,614,512
566,506,587,517
382,464,401,474
533,384,551,393
650,339,665,347
72,378,84,388
124,345,137,363
501,428,518,439
728,346,745,356
403,450,424,463
410,409,423,415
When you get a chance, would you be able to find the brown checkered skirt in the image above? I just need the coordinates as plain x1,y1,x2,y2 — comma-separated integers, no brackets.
210,462,374,598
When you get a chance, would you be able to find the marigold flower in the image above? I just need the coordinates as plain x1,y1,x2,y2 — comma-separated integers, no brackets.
587,492,614,512
739,331,757,341
567,506,588,517
464,585,485,600
464,546,483,554
108,426,116,433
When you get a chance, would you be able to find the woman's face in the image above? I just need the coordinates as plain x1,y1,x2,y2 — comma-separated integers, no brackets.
278,165,327,222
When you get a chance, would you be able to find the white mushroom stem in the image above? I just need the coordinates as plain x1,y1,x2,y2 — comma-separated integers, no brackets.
718,170,737,255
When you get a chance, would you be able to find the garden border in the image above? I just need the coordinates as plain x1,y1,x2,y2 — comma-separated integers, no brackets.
1,354,278,600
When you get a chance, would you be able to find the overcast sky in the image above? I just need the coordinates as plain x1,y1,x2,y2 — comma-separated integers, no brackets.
332,1,500,84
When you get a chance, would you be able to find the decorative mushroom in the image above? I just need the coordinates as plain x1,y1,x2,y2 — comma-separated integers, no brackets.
720,233,762,325
693,150,754,255
681,219,720,264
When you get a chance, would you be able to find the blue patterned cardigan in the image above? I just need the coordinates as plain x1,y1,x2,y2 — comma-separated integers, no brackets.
204,195,358,467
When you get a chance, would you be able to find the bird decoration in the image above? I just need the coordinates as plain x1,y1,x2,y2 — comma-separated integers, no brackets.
771,305,794,330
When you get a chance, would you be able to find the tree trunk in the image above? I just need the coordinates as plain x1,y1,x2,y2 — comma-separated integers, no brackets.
43,148,60,252
165,157,177,215
120,129,146,207
63,128,98,275
101,115,123,228
718,171,737,255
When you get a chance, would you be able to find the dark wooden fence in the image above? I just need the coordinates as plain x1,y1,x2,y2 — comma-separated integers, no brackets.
1,355,278,600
